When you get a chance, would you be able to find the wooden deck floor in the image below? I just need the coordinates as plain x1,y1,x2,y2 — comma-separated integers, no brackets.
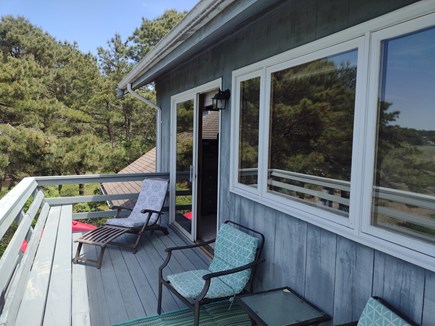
72,225,211,326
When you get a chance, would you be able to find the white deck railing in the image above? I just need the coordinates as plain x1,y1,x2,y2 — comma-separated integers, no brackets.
241,168,435,231
1,170,434,324
0,172,170,326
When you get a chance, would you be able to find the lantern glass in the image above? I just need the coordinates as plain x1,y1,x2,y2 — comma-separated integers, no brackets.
212,89,230,110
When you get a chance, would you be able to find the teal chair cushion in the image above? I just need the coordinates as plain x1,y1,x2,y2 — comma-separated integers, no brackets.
358,297,412,326
167,223,259,300
208,223,259,294
167,270,235,299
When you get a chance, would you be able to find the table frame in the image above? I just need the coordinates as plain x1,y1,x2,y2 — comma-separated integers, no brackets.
236,286,331,326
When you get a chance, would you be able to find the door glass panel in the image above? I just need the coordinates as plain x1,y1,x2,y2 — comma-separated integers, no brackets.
198,109,219,243
175,99,194,234
372,26,435,242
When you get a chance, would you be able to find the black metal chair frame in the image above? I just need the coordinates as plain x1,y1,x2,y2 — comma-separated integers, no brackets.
157,220,265,326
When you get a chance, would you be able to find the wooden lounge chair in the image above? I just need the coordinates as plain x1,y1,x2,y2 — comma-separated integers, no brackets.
73,178,169,268
339,296,419,326
158,220,265,326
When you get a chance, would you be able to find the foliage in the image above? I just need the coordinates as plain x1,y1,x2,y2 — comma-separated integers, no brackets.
0,222,17,257
375,101,435,195
0,124,56,181
43,183,108,214
175,100,194,171
0,10,185,254
269,57,357,181
238,77,260,185
0,11,185,187
243,49,435,203
128,9,186,62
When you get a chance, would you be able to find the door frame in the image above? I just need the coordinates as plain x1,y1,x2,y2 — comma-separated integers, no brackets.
169,78,222,241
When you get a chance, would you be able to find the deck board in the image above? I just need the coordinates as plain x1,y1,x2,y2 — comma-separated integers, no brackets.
99,246,129,325
74,224,211,325
137,232,184,312
72,233,91,326
157,232,209,271
108,247,147,320
162,228,211,268
84,245,111,326
44,205,73,326
15,206,62,326
118,235,157,316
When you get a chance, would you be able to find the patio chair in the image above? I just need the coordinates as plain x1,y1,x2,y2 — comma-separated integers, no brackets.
158,220,265,326
73,178,169,268
339,296,419,326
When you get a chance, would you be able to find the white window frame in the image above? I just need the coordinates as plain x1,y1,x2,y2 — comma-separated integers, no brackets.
230,68,265,197
263,39,364,230
231,38,365,232
360,13,435,262
230,1,435,272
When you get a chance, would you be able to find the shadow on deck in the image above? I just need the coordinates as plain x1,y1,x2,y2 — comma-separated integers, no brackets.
73,224,211,326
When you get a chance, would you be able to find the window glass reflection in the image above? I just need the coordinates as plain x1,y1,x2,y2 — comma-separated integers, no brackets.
372,27,435,242
268,49,358,217
175,100,194,234
238,77,260,186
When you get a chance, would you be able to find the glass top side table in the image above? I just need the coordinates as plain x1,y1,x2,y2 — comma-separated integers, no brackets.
236,287,331,326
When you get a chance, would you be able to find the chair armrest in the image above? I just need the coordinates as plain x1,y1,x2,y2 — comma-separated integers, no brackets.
159,239,216,277
140,209,162,215
110,206,133,211
165,239,215,253
111,205,133,211
202,259,265,280
111,205,132,218
139,209,167,229
195,259,265,302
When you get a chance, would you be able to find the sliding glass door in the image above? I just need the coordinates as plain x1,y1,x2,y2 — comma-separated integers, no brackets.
174,99,195,238
170,79,222,242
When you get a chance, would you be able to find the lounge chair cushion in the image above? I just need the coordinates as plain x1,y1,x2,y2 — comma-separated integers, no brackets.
105,217,145,228
208,223,259,294
357,297,411,326
106,179,168,228
167,270,235,299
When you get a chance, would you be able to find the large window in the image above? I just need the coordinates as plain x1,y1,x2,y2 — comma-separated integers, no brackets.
268,50,357,217
231,6,435,269
372,26,435,243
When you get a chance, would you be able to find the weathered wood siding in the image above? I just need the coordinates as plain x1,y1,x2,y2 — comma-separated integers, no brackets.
155,0,434,324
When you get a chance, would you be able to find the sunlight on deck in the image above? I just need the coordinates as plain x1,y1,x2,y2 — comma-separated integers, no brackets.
72,222,210,325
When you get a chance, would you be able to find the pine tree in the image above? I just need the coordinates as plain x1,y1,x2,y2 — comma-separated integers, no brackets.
127,9,186,62
0,10,186,187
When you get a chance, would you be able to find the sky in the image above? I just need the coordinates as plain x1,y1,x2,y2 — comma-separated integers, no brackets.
382,26,435,131
0,0,199,55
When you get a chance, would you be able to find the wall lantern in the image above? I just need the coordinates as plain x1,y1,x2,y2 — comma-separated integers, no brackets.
212,89,231,110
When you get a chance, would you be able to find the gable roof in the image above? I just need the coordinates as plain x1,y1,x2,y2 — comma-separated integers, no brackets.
101,109,219,208
101,147,156,208
202,110,220,140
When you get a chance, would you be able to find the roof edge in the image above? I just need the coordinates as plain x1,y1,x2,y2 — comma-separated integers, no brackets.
118,0,234,91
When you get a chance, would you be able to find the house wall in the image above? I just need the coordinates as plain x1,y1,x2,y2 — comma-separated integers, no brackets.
155,0,435,324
